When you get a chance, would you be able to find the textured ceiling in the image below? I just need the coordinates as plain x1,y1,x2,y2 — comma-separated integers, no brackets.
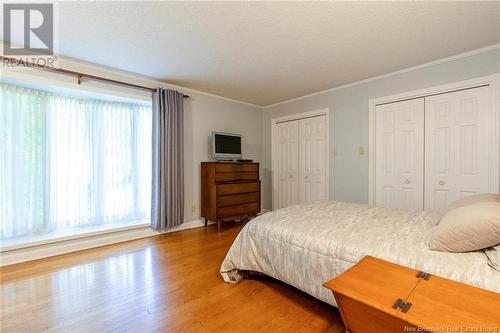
40,2,500,105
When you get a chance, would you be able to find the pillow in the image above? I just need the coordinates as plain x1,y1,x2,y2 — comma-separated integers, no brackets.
484,245,500,272
436,193,500,225
447,193,500,211
429,201,500,252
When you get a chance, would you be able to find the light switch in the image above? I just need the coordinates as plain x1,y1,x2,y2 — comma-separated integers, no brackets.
333,148,339,156
358,147,365,156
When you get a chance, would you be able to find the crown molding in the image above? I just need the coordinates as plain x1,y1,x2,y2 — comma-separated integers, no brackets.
263,43,500,109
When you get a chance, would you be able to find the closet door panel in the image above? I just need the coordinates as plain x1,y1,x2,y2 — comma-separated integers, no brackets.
299,115,327,204
375,99,424,210
424,86,490,211
275,121,300,209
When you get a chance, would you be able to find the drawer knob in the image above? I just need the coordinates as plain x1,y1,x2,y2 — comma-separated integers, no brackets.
404,179,410,185
439,180,445,186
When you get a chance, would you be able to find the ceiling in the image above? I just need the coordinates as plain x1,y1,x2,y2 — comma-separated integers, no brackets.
47,2,500,105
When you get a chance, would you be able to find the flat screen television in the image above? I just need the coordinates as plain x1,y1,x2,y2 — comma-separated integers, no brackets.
212,131,242,160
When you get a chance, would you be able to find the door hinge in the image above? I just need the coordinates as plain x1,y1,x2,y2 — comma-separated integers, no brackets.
416,271,431,280
392,298,413,313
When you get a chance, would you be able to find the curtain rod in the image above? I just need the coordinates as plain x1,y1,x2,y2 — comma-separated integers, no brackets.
0,56,190,98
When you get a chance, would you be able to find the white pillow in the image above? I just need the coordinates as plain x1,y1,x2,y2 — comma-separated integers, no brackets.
429,201,500,252
484,245,500,272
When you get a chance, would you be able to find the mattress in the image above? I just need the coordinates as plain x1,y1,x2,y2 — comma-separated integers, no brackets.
220,201,500,306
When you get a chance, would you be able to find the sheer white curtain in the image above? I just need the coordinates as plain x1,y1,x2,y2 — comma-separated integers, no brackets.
1,83,152,240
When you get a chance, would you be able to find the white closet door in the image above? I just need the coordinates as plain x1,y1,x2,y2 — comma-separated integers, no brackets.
375,99,424,210
299,115,327,203
274,120,300,209
424,86,491,211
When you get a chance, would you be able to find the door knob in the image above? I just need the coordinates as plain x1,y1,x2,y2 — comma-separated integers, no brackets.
439,180,446,186
404,179,410,185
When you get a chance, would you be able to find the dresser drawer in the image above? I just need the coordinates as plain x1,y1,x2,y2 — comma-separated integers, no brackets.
215,163,258,173
217,182,259,195
215,172,258,182
217,192,259,207
218,202,259,218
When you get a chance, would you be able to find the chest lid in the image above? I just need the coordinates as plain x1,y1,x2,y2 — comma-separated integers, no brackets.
400,273,500,329
324,256,421,317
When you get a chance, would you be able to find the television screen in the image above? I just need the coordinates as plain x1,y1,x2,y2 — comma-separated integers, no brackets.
214,133,241,154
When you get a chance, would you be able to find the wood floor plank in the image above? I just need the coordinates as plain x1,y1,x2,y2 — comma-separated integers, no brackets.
1,223,344,332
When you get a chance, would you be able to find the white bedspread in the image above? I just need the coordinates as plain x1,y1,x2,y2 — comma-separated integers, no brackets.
220,201,500,306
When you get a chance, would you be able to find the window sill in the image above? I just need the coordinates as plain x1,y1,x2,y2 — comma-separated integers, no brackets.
1,221,150,252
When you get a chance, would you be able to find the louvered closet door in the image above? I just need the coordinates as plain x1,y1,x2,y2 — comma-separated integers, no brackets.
424,86,491,211
375,99,424,210
275,120,300,209
299,115,327,203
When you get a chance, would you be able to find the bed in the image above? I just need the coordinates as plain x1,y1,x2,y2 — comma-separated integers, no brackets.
220,201,500,306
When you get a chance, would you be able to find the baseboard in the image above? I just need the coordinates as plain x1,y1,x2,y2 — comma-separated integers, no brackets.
0,219,214,267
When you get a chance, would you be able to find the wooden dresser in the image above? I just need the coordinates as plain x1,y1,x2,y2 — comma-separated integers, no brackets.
201,162,261,232
324,256,500,333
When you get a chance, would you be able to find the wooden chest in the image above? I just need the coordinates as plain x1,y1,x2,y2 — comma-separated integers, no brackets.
324,256,500,333
201,162,261,232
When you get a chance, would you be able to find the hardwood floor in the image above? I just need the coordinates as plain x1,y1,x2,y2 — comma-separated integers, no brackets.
1,223,344,333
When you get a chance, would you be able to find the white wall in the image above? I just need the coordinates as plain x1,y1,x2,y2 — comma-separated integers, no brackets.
1,56,263,223
261,47,500,210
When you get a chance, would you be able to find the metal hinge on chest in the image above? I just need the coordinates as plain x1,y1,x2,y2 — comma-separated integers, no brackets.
416,271,431,280
392,298,412,313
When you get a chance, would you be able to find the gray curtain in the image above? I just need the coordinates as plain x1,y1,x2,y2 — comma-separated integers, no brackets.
151,88,184,230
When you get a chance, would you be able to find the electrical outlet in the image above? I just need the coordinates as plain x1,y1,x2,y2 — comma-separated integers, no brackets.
358,147,365,156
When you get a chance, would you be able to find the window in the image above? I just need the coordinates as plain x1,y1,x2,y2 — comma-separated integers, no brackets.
0,83,152,241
